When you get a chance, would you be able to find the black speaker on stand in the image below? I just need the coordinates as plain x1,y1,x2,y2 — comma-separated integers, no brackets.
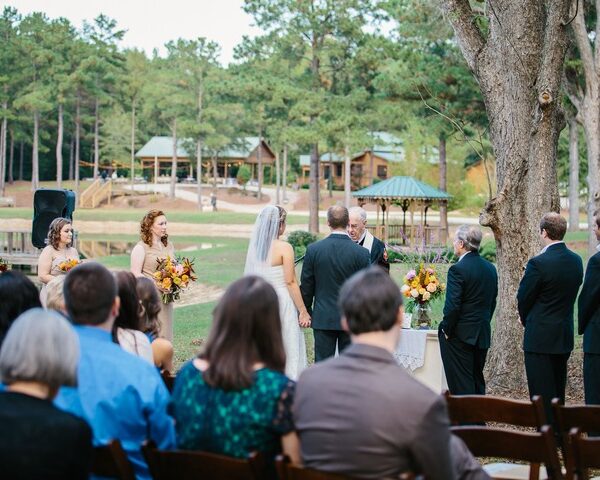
32,189,76,249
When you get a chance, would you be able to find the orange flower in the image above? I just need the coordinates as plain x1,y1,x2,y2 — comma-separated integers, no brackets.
162,277,172,290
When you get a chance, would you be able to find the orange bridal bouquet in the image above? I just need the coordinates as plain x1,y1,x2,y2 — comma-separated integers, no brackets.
401,263,445,308
58,258,81,273
153,256,197,304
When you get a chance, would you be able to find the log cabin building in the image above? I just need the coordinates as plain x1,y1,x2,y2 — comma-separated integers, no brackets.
135,136,275,182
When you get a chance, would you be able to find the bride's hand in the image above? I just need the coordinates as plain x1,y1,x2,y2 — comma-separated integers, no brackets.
299,310,311,328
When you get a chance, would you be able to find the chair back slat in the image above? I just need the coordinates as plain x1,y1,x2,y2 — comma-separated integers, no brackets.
275,455,415,480
143,444,265,480
569,427,600,480
444,391,546,427
451,426,563,480
91,440,136,480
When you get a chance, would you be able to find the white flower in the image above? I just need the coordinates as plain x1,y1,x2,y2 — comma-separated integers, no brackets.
410,289,419,298
423,291,431,301
401,284,410,294
426,283,437,293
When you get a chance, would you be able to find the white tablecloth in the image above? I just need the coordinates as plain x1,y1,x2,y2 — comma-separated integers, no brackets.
394,328,428,371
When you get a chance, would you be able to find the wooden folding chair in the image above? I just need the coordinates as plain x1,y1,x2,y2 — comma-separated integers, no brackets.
568,428,600,480
552,400,600,479
91,439,136,480
452,425,563,480
275,455,416,480
160,369,176,392
142,443,266,480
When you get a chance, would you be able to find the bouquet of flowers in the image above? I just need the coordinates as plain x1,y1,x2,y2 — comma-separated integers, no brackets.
0,257,10,273
401,263,445,327
153,256,197,304
58,258,81,273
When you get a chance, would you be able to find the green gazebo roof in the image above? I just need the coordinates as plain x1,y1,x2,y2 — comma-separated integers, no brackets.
352,176,451,200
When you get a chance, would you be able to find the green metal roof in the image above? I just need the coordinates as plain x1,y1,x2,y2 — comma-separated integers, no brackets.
352,176,452,200
136,136,270,159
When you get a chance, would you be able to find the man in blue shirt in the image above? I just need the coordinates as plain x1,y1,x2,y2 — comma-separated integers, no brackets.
55,262,175,480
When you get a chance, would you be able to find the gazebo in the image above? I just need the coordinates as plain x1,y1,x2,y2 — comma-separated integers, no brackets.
352,176,451,246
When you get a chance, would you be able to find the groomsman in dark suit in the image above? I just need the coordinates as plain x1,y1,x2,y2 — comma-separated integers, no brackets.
438,225,498,395
348,206,389,272
578,209,600,405
301,205,370,361
518,212,583,422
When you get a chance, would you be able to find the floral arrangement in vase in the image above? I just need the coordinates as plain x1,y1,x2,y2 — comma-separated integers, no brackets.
153,256,197,304
58,258,81,273
401,264,445,328
0,257,10,273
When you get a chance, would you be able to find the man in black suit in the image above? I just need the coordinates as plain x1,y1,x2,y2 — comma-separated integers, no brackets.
301,205,370,361
348,206,389,272
578,209,600,405
518,212,583,421
438,225,498,395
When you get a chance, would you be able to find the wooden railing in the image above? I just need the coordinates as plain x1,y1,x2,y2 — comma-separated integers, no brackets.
367,224,448,246
0,230,40,267
80,179,112,208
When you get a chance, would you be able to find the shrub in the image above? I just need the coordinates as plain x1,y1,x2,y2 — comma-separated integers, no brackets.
287,230,317,259
236,165,251,187
479,239,496,263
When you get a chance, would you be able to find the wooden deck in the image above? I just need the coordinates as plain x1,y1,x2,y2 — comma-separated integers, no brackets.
0,230,41,269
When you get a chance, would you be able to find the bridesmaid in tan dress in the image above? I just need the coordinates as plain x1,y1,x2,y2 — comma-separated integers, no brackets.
130,210,175,342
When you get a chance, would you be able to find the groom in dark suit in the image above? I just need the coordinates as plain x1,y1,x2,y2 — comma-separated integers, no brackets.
439,225,498,395
301,205,370,361
578,209,600,404
518,212,583,422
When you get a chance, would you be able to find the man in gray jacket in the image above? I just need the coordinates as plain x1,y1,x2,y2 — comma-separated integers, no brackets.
294,266,488,480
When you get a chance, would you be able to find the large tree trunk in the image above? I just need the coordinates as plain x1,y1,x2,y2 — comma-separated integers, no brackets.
283,144,288,202
196,139,203,211
68,136,74,181
211,155,218,189
564,5,600,253
309,143,320,233
75,94,81,192
56,103,64,188
275,150,281,204
439,134,448,242
93,97,100,180
257,133,263,201
130,102,136,188
18,140,23,181
169,119,177,199
344,143,351,207
0,101,7,197
8,128,14,184
442,0,571,392
568,116,580,231
31,111,39,191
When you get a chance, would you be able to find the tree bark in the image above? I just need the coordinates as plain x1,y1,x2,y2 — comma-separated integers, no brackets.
283,144,288,202
196,139,203,211
169,119,178,199
18,140,23,181
275,150,281,204
344,143,351,207
211,155,218,189
93,97,100,180
0,101,7,197
130,102,136,188
257,133,263,201
56,103,64,188
8,128,14,184
439,134,448,241
68,136,74,181
75,93,81,192
309,143,320,233
31,111,39,191
442,0,571,393
568,116,580,231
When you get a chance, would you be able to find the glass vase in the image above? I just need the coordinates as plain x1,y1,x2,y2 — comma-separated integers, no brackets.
413,303,432,330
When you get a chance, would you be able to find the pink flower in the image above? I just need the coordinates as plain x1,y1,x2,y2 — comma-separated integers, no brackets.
175,264,184,276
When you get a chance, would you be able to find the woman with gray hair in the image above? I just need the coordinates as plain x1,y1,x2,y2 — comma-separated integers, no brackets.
0,308,92,479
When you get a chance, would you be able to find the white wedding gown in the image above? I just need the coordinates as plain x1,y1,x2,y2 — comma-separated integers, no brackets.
262,265,307,380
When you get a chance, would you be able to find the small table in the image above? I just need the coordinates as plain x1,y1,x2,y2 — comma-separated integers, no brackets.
395,329,448,393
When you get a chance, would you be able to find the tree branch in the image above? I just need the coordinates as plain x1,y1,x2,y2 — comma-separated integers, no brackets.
571,2,597,93
439,0,486,73
562,72,582,112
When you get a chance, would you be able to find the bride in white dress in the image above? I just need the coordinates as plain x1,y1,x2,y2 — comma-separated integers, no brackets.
244,205,310,379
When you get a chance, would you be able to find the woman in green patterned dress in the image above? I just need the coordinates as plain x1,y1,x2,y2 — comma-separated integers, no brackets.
170,275,301,469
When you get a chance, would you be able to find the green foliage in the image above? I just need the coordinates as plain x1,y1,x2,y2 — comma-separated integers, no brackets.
287,230,317,259
479,239,497,263
236,164,251,186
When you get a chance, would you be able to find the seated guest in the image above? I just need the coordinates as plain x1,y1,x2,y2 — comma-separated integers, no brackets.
0,309,92,479
114,271,154,365
171,276,300,467
0,271,42,347
54,263,175,480
45,275,67,315
136,277,174,372
294,267,488,480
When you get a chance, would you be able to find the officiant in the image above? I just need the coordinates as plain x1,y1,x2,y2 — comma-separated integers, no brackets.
348,207,389,273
